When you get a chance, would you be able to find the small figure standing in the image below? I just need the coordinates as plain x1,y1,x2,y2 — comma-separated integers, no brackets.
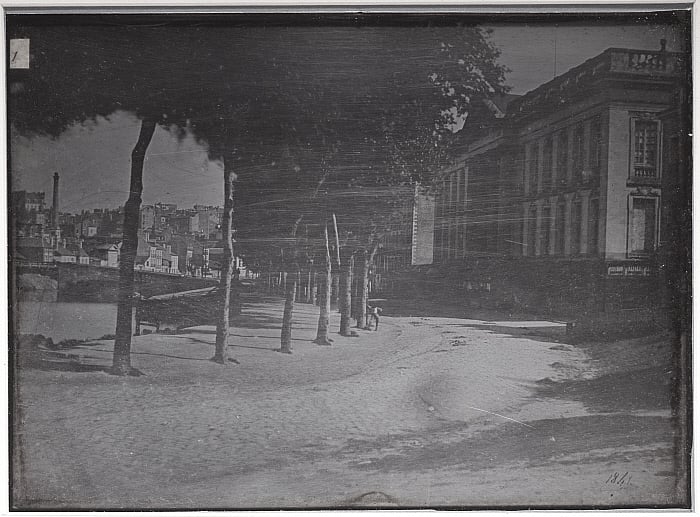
367,304,382,331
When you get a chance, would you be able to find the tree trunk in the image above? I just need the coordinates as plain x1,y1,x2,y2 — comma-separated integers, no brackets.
280,215,304,354
211,154,236,364
331,213,341,309
314,273,319,305
313,272,319,306
314,224,333,345
331,272,339,310
280,262,297,354
307,268,313,304
112,117,157,376
355,250,369,328
351,268,361,321
356,242,380,329
339,248,354,336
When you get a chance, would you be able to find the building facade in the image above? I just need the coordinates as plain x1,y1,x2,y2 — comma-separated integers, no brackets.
430,45,687,317
194,205,223,239
11,191,48,238
135,236,180,274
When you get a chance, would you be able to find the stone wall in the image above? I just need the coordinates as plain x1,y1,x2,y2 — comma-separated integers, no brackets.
47,263,218,302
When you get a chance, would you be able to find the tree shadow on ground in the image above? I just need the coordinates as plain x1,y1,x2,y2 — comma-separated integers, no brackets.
532,333,674,413
20,358,114,374
128,350,219,362
227,333,310,344
18,338,211,373
175,310,284,331
176,310,317,332
340,413,674,475
451,322,568,345
401,317,569,345
19,353,145,376
183,335,285,352
533,367,673,413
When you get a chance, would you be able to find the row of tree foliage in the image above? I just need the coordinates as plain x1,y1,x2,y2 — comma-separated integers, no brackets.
9,16,508,375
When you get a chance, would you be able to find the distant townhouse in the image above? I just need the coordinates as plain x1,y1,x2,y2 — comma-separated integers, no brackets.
79,210,102,237
135,236,180,275
53,246,77,263
15,236,54,264
70,245,91,265
154,202,178,231
85,242,120,268
11,191,49,237
193,205,223,239
53,243,89,265
170,210,200,235
59,212,80,239
203,247,223,279
140,205,155,230
169,234,200,275
99,208,124,238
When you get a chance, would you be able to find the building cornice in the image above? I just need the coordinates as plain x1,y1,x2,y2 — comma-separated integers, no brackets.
508,47,685,123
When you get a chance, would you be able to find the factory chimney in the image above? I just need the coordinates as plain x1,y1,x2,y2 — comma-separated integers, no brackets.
52,172,59,228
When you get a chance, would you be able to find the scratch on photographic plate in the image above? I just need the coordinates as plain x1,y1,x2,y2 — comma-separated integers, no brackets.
465,406,535,429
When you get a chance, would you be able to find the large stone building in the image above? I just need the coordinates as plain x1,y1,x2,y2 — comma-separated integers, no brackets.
428,44,687,318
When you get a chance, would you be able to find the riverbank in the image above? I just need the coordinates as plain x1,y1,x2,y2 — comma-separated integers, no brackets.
12,294,685,509
16,301,121,342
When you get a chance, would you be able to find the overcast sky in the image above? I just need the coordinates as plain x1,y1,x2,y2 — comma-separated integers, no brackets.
10,20,686,212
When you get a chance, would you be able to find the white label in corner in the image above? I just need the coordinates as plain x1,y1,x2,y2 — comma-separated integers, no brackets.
10,39,30,69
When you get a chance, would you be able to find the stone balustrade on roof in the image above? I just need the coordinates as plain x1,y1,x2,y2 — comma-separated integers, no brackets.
507,47,686,119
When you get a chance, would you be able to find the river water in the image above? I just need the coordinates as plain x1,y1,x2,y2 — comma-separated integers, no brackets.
16,302,123,342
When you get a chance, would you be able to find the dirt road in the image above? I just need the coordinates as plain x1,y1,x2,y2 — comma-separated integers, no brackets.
12,295,684,509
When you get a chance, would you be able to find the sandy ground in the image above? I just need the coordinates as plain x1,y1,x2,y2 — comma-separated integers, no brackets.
11,293,686,509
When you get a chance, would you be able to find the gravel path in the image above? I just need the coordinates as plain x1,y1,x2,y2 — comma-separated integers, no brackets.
12,295,682,509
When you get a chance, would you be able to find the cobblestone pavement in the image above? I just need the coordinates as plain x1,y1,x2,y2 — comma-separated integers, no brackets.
12,295,683,509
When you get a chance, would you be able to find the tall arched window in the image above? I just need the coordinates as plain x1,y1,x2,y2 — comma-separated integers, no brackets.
631,118,661,180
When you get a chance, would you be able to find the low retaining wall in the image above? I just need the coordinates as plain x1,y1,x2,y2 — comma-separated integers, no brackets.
16,263,219,302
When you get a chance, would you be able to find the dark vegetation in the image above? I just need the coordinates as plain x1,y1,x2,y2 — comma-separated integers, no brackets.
9,16,508,374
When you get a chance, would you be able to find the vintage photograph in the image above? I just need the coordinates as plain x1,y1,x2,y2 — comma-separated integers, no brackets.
7,8,691,510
